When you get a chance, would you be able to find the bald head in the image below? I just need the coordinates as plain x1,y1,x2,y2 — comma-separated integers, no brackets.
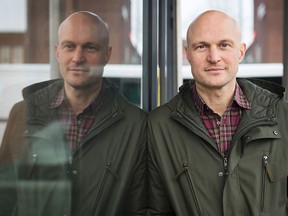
184,9,246,95
186,10,242,46
55,11,113,90
58,11,110,47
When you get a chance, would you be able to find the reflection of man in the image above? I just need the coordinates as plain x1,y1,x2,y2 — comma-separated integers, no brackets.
0,11,147,216
148,10,288,215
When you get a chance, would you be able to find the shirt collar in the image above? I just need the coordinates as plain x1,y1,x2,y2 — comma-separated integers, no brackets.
234,82,252,110
50,85,106,113
50,88,65,109
191,82,252,115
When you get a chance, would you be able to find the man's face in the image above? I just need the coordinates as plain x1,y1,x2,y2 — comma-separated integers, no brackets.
55,15,111,89
185,12,246,91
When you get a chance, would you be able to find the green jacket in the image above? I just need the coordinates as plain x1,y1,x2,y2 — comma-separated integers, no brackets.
0,78,147,216
148,78,288,216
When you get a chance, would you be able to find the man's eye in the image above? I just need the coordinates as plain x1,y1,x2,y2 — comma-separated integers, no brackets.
221,43,230,48
88,46,97,50
64,44,74,49
85,45,99,52
198,44,205,49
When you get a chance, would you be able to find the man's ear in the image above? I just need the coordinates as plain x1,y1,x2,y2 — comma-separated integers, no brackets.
54,44,60,63
239,43,246,63
185,45,191,64
105,46,112,64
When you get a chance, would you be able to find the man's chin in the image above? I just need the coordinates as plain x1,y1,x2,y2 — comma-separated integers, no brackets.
66,77,102,90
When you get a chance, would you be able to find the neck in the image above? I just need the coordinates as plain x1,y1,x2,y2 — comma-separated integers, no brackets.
196,84,235,116
64,82,102,115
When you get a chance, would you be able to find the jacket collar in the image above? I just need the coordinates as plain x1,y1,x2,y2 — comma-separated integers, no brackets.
23,78,129,126
171,78,283,123
244,78,285,98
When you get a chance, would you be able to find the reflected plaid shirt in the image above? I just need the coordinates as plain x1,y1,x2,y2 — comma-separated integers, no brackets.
50,87,106,152
192,83,251,156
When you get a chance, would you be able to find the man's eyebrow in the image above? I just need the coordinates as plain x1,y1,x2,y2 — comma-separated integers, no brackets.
60,40,74,45
219,39,234,43
83,42,100,46
60,41,100,47
190,41,207,48
190,39,235,47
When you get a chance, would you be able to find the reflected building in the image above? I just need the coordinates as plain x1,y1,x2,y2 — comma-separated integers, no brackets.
0,0,141,64
245,0,283,63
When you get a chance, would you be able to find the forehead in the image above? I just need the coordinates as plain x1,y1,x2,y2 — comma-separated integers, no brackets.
58,15,105,43
188,13,241,44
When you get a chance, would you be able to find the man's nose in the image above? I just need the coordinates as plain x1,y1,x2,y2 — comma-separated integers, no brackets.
72,47,85,63
207,46,221,63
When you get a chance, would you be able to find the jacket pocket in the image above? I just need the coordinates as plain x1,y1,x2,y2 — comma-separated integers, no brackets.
176,163,203,216
90,162,119,215
261,154,275,212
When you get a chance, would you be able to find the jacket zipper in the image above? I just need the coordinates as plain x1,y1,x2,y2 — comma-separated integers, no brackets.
261,154,275,212
223,156,229,177
90,162,118,216
263,155,275,183
32,152,38,210
176,163,203,216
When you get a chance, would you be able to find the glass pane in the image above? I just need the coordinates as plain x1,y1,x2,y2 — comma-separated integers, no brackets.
0,0,143,139
0,1,144,215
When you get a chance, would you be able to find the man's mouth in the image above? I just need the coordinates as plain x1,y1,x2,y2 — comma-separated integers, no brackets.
205,67,225,72
69,67,88,72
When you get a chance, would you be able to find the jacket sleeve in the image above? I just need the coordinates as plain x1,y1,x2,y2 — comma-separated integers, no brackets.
147,118,176,216
0,102,26,215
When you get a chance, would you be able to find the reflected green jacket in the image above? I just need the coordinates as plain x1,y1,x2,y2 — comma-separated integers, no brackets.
0,78,147,216
148,78,288,216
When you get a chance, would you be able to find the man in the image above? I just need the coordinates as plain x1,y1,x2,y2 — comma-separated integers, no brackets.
148,10,288,215
0,11,147,216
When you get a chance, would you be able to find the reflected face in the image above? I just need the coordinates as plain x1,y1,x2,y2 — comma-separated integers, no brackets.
55,13,111,89
185,11,246,91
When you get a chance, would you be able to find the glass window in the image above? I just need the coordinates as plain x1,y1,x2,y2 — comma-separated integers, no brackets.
180,0,283,84
0,0,143,140
0,1,145,215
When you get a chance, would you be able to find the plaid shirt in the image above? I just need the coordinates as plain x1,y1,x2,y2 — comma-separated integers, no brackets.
192,83,251,157
50,87,106,152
